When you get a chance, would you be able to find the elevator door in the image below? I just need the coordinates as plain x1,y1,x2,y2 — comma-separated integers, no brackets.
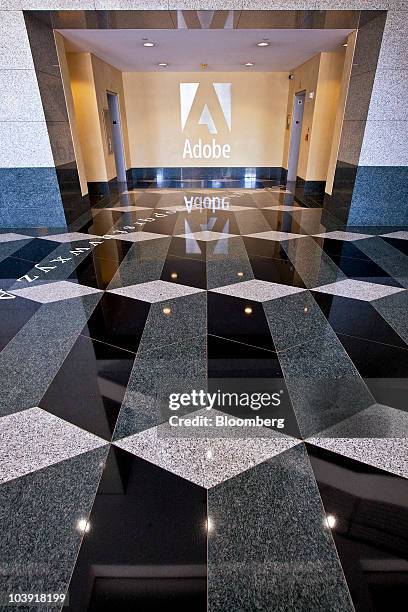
287,91,306,183
107,92,127,183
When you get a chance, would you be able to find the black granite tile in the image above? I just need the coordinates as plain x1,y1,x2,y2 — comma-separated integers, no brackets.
208,334,281,379
329,255,403,288
208,292,275,351
0,293,102,418
383,237,408,257
0,297,40,351
9,238,60,263
82,292,151,354
160,254,207,289
66,446,207,612
316,238,372,261
307,443,408,612
0,446,107,610
244,236,291,260
313,293,408,349
39,335,134,440
168,236,207,261
68,253,122,290
337,334,408,412
0,257,39,289
249,255,306,287
208,444,354,611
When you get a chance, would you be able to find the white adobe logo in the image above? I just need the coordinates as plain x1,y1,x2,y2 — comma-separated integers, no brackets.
180,82,232,135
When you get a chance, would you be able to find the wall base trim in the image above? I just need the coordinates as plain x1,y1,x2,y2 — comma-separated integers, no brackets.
127,167,287,183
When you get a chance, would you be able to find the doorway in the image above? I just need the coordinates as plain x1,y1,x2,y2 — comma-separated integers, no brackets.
287,91,306,183
107,92,127,183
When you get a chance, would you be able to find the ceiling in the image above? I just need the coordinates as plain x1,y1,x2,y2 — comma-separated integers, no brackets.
60,29,352,72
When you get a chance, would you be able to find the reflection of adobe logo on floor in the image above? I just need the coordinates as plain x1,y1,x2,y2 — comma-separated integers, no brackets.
180,82,232,160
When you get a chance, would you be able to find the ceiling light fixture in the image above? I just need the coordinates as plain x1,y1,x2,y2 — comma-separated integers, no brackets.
143,41,155,47
158,62,168,67
245,62,254,67
342,42,348,47
257,41,270,47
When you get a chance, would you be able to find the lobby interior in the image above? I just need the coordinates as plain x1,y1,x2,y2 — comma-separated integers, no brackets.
1,7,408,612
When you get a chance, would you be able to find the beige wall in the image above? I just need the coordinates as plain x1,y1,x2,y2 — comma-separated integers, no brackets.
66,50,130,184
54,33,88,195
91,54,131,181
123,71,289,168
283,49,346,183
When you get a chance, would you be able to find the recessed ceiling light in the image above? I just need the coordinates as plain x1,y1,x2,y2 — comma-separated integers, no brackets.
342,42,348,47
158,62,168,67
245,62,254,67
257,41,270,47
143,41,155,47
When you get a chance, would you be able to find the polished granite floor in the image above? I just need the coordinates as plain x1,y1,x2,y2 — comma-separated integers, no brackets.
1,183,408,611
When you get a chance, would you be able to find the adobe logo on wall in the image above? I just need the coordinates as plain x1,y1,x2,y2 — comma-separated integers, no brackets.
180,82,232,160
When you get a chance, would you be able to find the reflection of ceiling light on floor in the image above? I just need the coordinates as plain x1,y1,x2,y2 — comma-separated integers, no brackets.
206,517,214,533
257,41,270,47
143,41,155,47
325,514,337,529
237,271,244,277
170,272,178,279
162,307,172,315
244,306,253,315
77,518,90,533
245,62,254,67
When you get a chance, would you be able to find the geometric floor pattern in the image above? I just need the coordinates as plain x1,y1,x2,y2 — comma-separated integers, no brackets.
1,185,408,610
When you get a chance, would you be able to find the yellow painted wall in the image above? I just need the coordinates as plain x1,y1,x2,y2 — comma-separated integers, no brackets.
326,31,357,194
67,51,130,183
91,54,131,181
122,71,289,168
283,49,345,183
67,52,107,183
54,33,88,195
307,49,345,182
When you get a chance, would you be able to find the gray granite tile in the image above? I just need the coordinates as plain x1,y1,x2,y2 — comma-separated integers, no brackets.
0,446,107,610
105,206,153,212
282,236,346,288
206,236,254,289
112,231,169,243
115,408,299,489
0,70,45,122
309,403,408,438
278,328,374,438
376,10,408,70
313,279,405,302
138,291,207,354
0,120,55,168
113,336,207,438
264,290,331,352
39,232,100,243
359,120,408,166
0,293,101,417
313,231,372,241
371,290,408,345
10,280,103,303
368,68,408,121
381,231,408,240
109,279,204,303
0,233,32,243
107,237,171,290
246,230,303,241
337,120,366,166
208,443,354,612
0,406,107,484
262,205,305,211
211,279,305,302
178,230,238,241
353,236,408,287
307,438,408,479
0,10,35,70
